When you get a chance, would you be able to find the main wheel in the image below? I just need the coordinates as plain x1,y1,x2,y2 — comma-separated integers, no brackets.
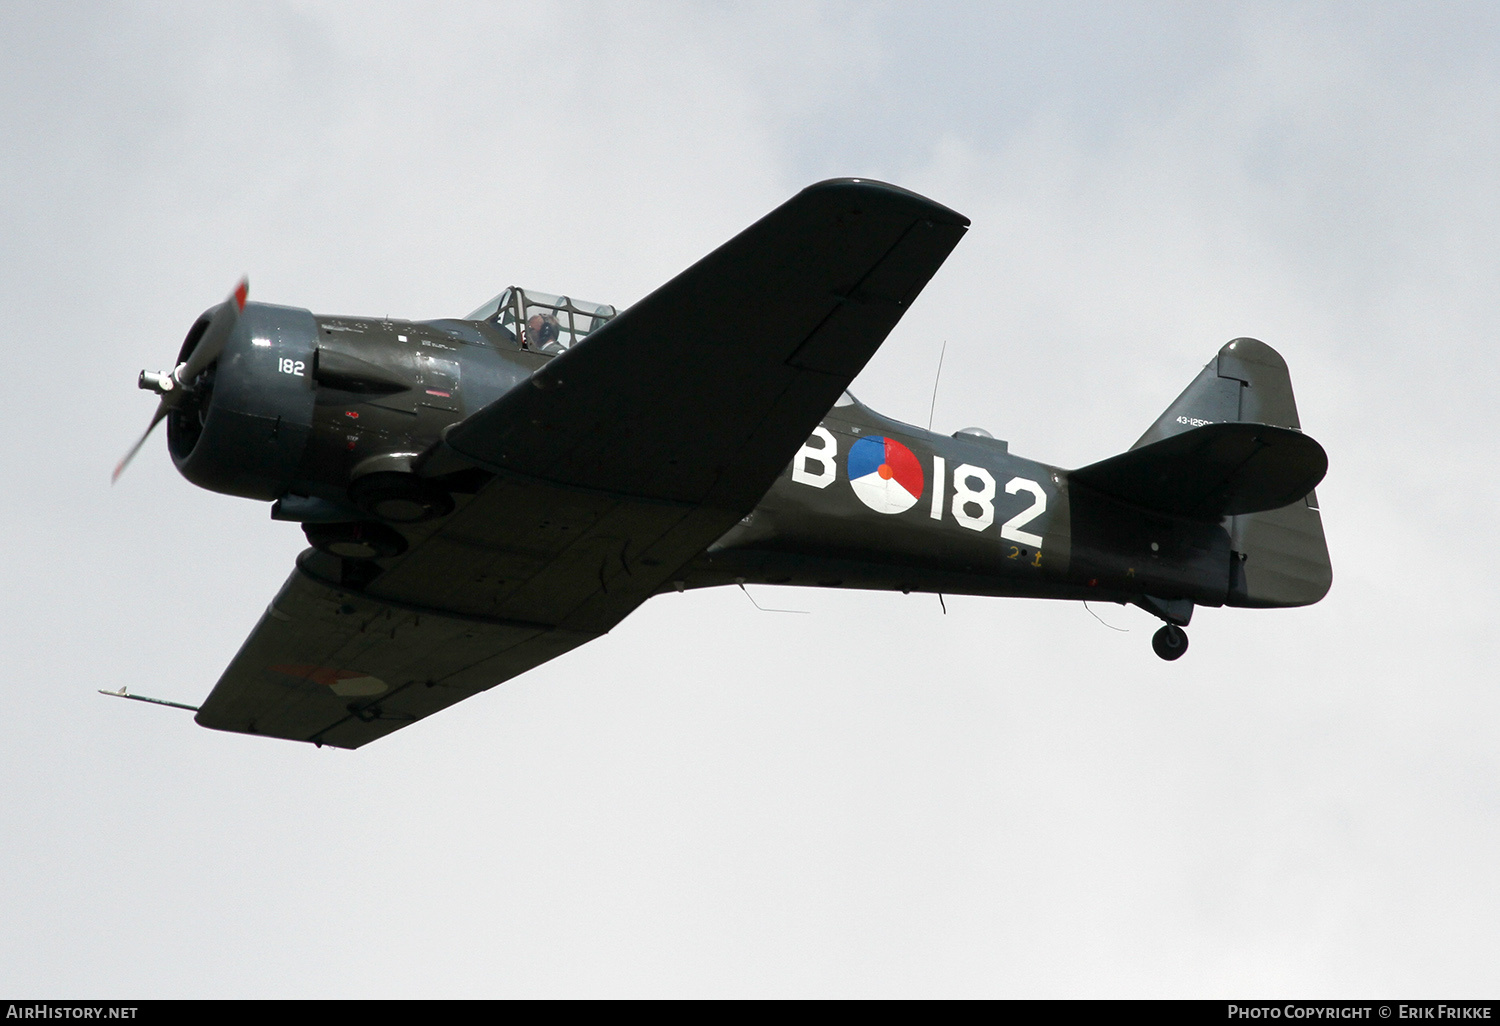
303,521,408,560
1152,624,1189,661
348,472,454,524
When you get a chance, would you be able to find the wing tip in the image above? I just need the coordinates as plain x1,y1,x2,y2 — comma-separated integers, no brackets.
800,177,970,228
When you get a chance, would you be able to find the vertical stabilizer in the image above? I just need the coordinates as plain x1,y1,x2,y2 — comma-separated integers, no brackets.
1132,337,1301,449
1135,338,1331,608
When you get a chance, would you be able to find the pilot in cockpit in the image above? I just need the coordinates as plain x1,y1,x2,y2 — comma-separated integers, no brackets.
526,312,562,352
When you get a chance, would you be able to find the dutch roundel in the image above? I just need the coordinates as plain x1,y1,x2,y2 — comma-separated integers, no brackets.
847,435,924,514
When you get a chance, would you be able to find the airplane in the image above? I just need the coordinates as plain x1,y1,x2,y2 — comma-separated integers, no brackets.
113,178,1331,750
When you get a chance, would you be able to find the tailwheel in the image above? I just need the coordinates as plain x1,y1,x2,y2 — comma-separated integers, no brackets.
1152,624,1189,661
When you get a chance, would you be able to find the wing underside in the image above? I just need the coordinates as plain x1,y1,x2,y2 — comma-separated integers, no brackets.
430,178,970,508
195,561,596,749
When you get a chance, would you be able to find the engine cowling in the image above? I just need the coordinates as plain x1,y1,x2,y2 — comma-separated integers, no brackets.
168,302,318,500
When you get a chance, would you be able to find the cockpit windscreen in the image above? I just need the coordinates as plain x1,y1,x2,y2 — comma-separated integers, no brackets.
466,287,617,353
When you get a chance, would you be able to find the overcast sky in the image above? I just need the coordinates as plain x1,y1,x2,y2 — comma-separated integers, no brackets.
2,1,1498,997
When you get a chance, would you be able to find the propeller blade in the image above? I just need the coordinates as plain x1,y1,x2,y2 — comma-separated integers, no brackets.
115,278,247,484
176,277,248,386
111,400,169,484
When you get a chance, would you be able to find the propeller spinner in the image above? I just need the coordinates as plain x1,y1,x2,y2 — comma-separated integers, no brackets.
113,278,248,483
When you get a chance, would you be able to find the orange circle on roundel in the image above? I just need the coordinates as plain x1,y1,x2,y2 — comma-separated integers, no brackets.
847,435,924,515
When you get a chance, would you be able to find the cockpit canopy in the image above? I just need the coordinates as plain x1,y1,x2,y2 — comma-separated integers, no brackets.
465,287,618,353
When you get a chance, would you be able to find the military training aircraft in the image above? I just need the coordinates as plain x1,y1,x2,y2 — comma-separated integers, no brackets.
113,179,1331,749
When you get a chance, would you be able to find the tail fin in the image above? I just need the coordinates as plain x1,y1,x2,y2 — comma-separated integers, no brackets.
1136,338,1332,608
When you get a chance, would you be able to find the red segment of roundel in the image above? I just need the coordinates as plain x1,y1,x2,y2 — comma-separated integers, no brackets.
270,664,368,687
882,437,924,498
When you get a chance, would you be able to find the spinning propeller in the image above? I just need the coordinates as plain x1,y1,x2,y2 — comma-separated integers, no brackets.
112,278,248,483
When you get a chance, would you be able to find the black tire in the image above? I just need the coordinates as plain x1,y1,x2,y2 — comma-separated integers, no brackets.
1152,624,1189,661
348,472,454,524
303,521,408,560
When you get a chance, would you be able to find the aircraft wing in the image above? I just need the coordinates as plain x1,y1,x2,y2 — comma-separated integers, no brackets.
430,177,970,508
194,561,597,749
194,179,968,748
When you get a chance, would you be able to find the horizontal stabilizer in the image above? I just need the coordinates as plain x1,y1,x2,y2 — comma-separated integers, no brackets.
1072,421,1327,520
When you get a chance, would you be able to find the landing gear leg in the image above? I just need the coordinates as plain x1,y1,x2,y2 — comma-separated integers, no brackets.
1152,624,1189,661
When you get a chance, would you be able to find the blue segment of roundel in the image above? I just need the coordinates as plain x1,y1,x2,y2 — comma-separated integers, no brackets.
847,436,887,480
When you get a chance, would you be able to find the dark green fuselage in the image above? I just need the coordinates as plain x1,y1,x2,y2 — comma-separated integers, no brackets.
686,395,1233,613
170,301,1241,619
